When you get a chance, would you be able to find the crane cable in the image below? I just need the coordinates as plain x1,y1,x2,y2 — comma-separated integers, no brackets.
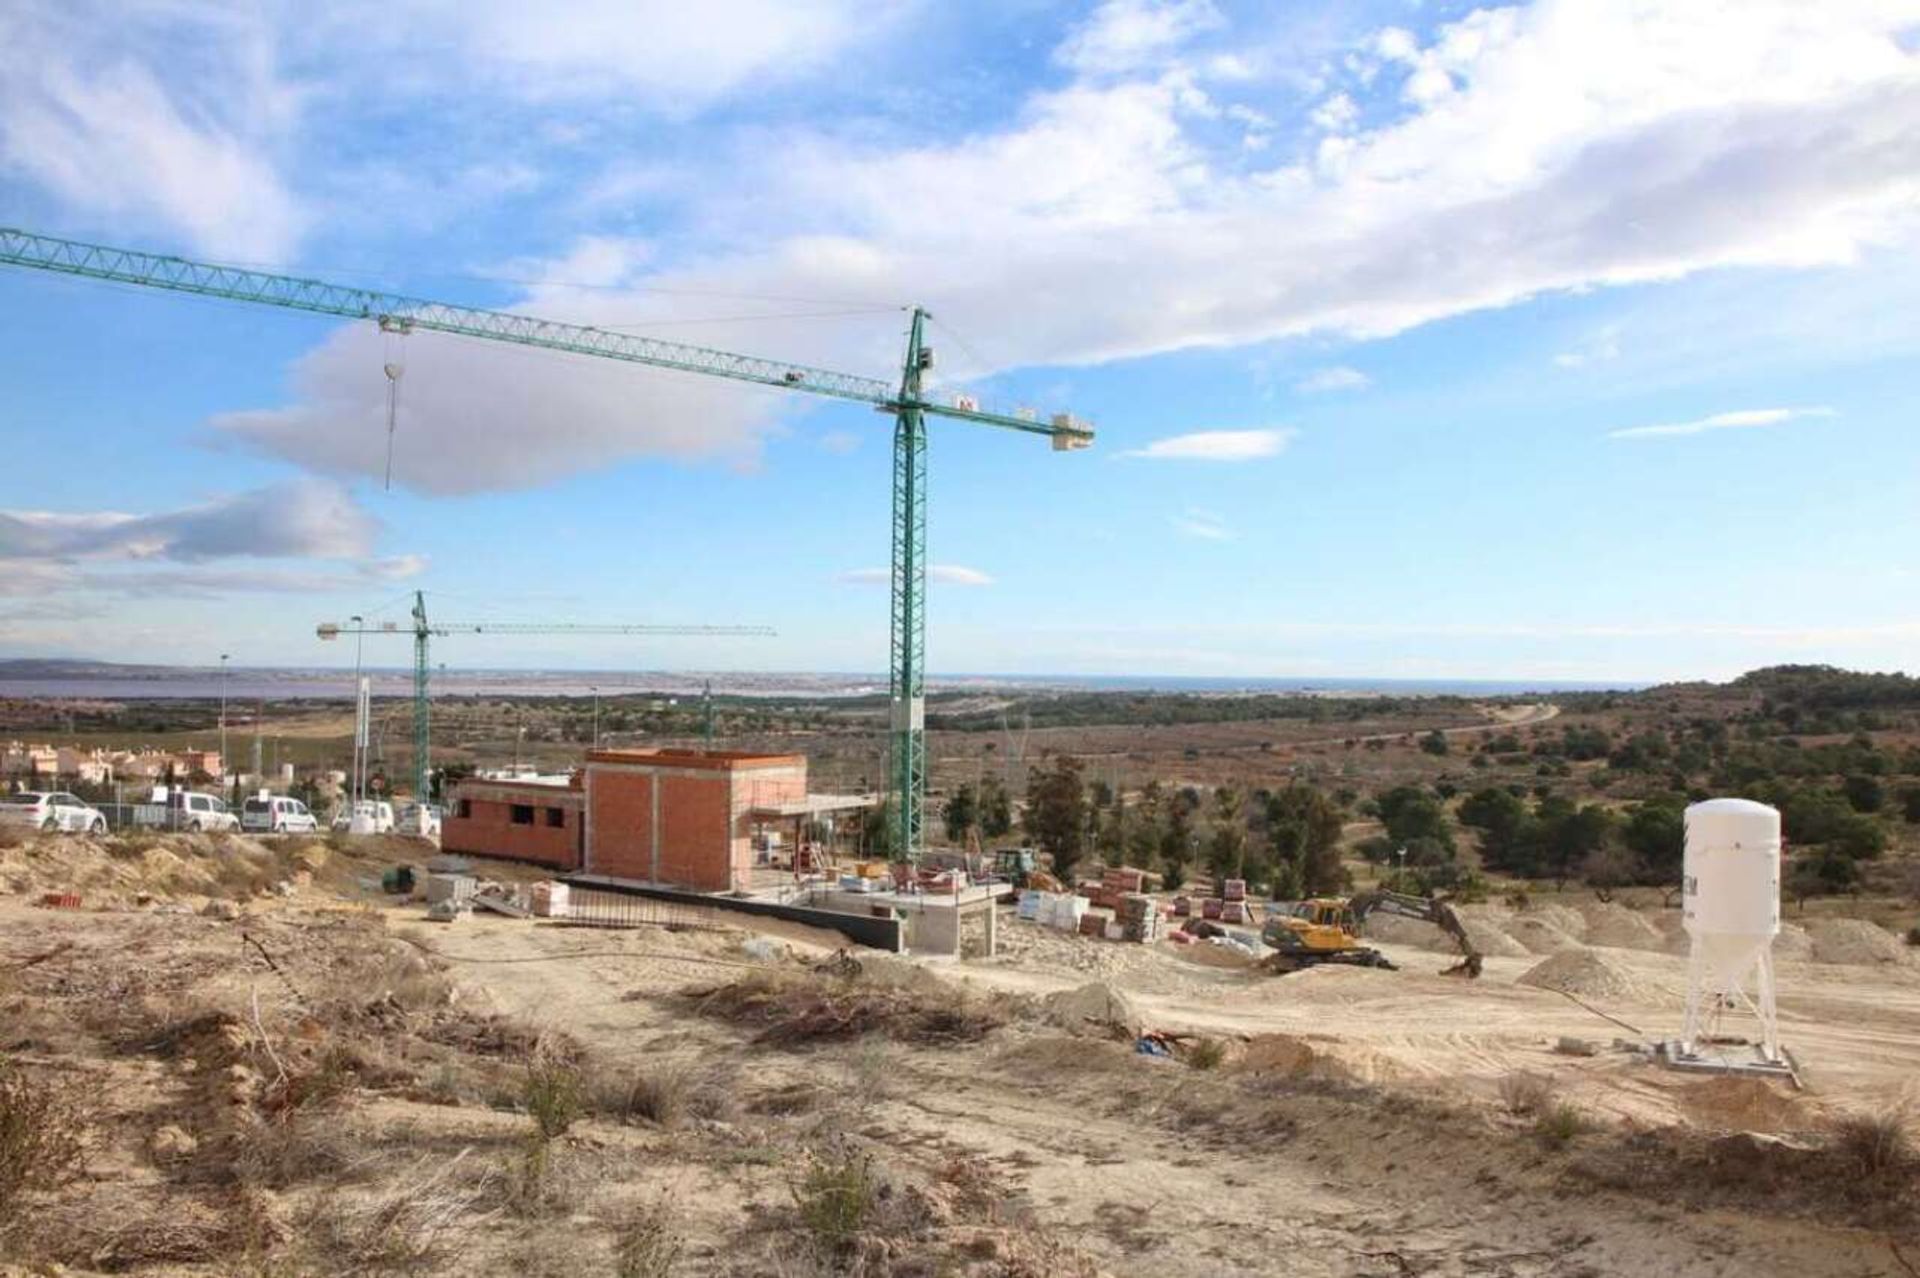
382,326,405,491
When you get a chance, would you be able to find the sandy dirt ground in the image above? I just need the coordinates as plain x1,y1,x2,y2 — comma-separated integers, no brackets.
3,832,1917,1276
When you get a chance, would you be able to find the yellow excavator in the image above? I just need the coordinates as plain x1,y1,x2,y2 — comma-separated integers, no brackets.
1260,890,1483,977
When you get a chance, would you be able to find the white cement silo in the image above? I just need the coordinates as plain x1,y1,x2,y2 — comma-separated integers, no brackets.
1681,798,1783,1063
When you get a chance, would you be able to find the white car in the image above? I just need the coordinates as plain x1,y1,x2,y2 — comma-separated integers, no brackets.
1,791,107,834
332,800,395,835
241,795,319,835
177,792,240,833
397,802,442,839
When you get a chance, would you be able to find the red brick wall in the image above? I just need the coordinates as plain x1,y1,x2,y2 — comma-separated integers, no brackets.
443,784,582,871
586,770,655,881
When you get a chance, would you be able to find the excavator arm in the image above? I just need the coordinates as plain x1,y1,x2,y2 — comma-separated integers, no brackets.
1349,890,1484,978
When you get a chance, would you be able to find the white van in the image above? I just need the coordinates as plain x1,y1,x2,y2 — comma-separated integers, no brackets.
178,792,240,833
242,795,318,834
332,800,395,835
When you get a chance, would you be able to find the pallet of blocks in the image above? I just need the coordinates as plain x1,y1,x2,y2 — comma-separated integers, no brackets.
1117,893,1161,943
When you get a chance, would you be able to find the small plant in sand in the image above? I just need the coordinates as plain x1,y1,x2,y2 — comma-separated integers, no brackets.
0,1059,87,1225
1497,1070,1554,1117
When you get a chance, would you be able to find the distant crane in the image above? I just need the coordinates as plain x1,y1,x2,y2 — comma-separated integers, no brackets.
317,590,775,803
0,226,1094,861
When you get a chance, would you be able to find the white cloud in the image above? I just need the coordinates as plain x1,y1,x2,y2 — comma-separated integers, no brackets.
838,564,994,587
36,1,1920,495
1056,0,1223,76
0,482,415,601
1295,365,1370,393
0,481,378,563
0,3,305,258
817,430,862,455
1119,429,1293,461
1309,92,1358,133
1553,326,1622,368
1608,406,1836,439
1172,508,1233,540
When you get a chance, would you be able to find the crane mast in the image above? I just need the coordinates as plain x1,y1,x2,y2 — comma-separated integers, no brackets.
1,225,1093,862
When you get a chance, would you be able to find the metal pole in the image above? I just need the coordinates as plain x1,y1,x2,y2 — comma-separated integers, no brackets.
591,686,600,749
218,654,229,785
350,616,364,805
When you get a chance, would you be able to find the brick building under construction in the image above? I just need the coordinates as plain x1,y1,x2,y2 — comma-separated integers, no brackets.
441,748,872,894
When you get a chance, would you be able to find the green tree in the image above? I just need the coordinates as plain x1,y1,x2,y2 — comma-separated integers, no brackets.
1376,785,1455,852
978,776,1013,838
1622,802,1685,883
942,784,978,844
1419,730,1450,756
1024,756,1088,881
1843,774,1885,814
1159,789,1196,890
862,799,895,861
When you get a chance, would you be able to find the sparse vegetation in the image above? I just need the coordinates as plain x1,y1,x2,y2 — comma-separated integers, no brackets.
1533,1100,1589,1149
614,1194,686,1278
791,1143,879,1254
1187,1038,1225,1070
689,969,1005,1047
1830,1108,1916,1186
1497,1070,1554,1117
0,1059,87,1225
522,1041,583,1140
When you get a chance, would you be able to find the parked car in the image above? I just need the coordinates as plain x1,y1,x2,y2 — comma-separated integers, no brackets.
178,792,240,833
332,800,395,835
0,791,106,834
241,794,319,835
397,802,442,839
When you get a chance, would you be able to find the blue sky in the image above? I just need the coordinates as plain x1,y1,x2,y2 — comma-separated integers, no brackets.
3,0,1920,682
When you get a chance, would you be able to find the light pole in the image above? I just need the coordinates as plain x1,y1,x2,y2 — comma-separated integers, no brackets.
590,686,600,750
350,615,364,804
218,653,230,790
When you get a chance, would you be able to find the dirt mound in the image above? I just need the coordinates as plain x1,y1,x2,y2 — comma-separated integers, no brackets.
1773,922,1816,962
1362,910,1528,958
1527,903,1590,939
1805,918,1911,966
1680,1077,1804,1133
1578,902,1669,952
1505,915,1584,954
0,830,326,906
1234,1032,1398,1084
1043,982,1142,1036
1516,947,1651,1001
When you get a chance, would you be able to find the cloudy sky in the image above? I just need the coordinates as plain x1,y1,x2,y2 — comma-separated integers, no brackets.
3,0,1919,683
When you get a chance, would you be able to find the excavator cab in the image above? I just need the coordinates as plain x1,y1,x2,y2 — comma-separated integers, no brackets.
1261,897,1384,966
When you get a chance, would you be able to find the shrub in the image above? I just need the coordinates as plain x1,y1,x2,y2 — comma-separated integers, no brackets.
1830,1110,1914,1184
523,1048,582,1141
792,1144,878,1254
614,1194,686,1278
0,1060,87,1224
1186,1039,1225,1071
1905,926,1920,948
1533,1101,1588,1149
595,1060,694,1128
1497,1071,1554,1117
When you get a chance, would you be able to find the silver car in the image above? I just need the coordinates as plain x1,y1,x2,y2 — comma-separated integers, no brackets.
0,790,107,834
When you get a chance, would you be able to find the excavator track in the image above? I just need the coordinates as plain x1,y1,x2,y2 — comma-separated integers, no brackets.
1264,946,1398,975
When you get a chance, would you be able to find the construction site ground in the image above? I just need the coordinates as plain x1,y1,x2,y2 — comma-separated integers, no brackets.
2,831,1917,1276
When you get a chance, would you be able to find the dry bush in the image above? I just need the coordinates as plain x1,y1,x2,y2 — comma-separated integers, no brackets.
615,1193,687,1278
1498,1070,1555,1117
0,825,24,850
791,1143,879,1255
593,1059,698,1128
690,970,1004,1047
1186,1038,1225,1071
523,1042,583,1140
1534,1101,1589,1149
1830,1109,1916,1186
234,1112,354,1189
0,1059,88,1224
309,1149,495,1272
843,1036,895,1100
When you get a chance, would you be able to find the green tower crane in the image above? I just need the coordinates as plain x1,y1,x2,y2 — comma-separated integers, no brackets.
0,226,1093,862
316,590,775,805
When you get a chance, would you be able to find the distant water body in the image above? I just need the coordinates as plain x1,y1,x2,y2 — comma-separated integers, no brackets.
0,670,1642,701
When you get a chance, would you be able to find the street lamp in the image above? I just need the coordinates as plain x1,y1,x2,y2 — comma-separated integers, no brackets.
590,686,600,750
350,615,364,804
218,654,230,787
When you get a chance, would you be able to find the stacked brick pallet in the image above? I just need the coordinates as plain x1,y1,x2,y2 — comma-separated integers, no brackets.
1117,892,1160,943
1171,877,1256,926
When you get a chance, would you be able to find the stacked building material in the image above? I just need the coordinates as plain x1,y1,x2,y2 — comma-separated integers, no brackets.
1223,878,1247,902
1171,894,1194,917
1117,893,1161,943
1078,911,1110,938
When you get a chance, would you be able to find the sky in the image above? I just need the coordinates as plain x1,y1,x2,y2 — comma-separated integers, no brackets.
2,0,1920,684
